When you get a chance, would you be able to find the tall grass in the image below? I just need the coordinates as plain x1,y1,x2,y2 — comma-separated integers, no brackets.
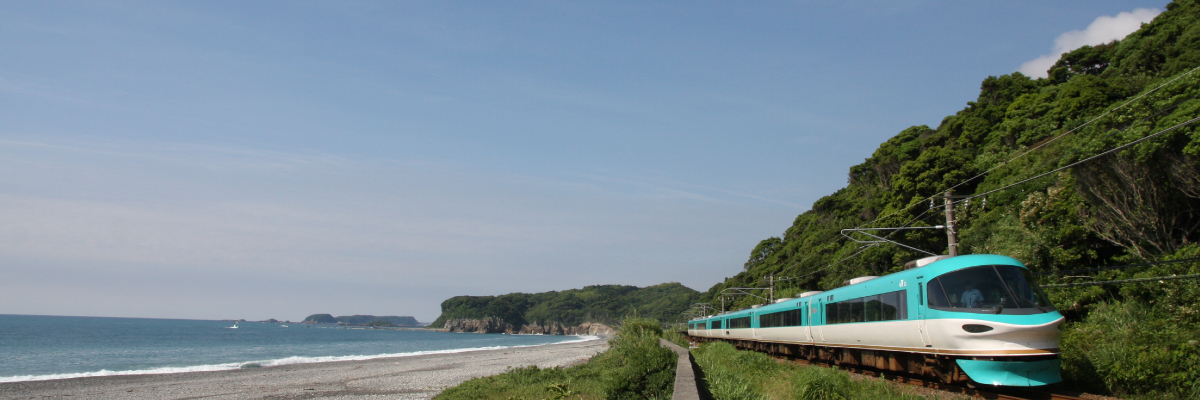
1060,300,1200,399
1054,244,1200,399
434,317,676,400
691,342,937,400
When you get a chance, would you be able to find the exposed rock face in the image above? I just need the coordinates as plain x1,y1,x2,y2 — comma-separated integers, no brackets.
518,322,615,336
441,318,614,336
441,317,514,334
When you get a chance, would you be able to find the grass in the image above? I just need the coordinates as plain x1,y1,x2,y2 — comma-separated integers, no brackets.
691,342,955,400
433,317,677,400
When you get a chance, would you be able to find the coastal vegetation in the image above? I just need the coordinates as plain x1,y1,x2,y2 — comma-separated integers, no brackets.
430,283,703,329
708,1,1200,398
434,317,677,400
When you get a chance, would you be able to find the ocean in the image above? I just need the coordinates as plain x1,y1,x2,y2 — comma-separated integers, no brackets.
0,314,594,383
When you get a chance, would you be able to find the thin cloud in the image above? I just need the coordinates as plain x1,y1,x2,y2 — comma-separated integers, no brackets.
1018,8,1160,79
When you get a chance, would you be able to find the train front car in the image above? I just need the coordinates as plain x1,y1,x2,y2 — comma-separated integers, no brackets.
919,254,1063,387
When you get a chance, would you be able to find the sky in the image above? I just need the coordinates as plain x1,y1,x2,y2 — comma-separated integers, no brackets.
0,1,1167,322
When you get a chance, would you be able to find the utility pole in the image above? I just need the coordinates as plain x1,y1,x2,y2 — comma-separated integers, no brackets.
944,190,958,256
768,274,775,303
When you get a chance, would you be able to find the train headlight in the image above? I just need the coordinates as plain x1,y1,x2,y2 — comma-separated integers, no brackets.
962,324,994,333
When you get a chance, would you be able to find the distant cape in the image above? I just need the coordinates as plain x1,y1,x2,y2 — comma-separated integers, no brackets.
302,314,420,326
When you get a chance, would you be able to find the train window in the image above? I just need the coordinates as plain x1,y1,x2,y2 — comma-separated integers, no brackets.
928,278,952,308
864,297,882,321
837,301,852,324
824,290,909,324
759,309,803,328
711,320,722,329
928,265,1056,314
848,298,864,322
881,290,907,320
996,265,1054,309
728,317,751,329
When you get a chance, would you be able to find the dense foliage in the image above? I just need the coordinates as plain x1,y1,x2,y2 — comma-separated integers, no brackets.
430,283,703,328
692,342,937,400
433,317,677,400
710,1,1200,397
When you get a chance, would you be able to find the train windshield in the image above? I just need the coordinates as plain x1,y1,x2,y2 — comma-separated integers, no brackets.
927,264,1055,315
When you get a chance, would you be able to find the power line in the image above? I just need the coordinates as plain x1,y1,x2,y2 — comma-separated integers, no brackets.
961,115,1200,202
849,66,1200,235
1042,273,1200,288
940,65,1200,199
936,88,1200,214
1034,256,1200,276
740,69,1200,289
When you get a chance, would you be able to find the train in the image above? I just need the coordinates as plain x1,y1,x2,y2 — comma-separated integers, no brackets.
686,254,1063,387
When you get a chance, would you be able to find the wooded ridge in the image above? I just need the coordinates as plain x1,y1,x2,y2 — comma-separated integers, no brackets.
713,1,1200,397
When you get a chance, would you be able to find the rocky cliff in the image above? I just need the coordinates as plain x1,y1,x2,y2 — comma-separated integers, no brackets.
441,317,614,336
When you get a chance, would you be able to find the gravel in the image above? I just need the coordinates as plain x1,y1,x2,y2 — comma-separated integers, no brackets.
0,337,609,400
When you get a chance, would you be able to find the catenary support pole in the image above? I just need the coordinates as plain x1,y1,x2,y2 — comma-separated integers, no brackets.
944,190,958,256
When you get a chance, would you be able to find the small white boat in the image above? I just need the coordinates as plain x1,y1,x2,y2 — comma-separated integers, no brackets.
228,322,239,329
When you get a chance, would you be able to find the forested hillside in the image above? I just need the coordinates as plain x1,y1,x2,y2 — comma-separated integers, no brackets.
429,283,702,329
711,1,1200,398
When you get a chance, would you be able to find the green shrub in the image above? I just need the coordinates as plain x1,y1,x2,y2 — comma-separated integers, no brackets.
1060,299,1200,399
661,328,690,348
591,317,677,399
435,317,677,400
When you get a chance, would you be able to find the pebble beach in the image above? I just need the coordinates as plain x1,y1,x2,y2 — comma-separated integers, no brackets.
0,337,609,400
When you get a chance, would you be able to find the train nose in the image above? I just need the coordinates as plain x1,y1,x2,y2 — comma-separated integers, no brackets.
956,359,1062,386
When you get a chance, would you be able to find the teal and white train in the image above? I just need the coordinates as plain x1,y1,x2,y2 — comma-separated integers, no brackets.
686,254,1063,387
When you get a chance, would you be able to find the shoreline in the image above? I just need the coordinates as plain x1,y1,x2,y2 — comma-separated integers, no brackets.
0,336,609,399
1,334,602,384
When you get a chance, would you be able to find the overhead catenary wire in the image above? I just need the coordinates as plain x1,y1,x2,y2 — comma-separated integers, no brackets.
849,66,1200,234
959,115,1200,202
1033,255,1200,276
735,68,1200,295
939,65,1200,199
1042,273,1200,288
934,92,1200,212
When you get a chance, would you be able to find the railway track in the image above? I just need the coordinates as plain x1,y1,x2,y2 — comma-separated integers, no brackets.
686,335,1091,400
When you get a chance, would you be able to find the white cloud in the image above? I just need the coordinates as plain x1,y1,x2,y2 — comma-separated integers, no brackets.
1018,8,1161,78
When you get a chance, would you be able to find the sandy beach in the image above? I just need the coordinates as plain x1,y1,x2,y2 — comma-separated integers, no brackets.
0,337,609,400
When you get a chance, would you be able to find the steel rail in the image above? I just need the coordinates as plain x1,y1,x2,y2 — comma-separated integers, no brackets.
687,335,1089,400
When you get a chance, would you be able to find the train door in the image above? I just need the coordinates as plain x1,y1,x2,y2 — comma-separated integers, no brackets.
751,312,758,341
803,300,814,342
814,298,826,342
916,283,932,347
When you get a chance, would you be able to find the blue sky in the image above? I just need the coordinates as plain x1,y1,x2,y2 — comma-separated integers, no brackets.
0,1,1167,322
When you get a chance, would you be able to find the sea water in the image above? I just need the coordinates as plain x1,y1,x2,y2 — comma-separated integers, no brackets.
0,314,595,383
